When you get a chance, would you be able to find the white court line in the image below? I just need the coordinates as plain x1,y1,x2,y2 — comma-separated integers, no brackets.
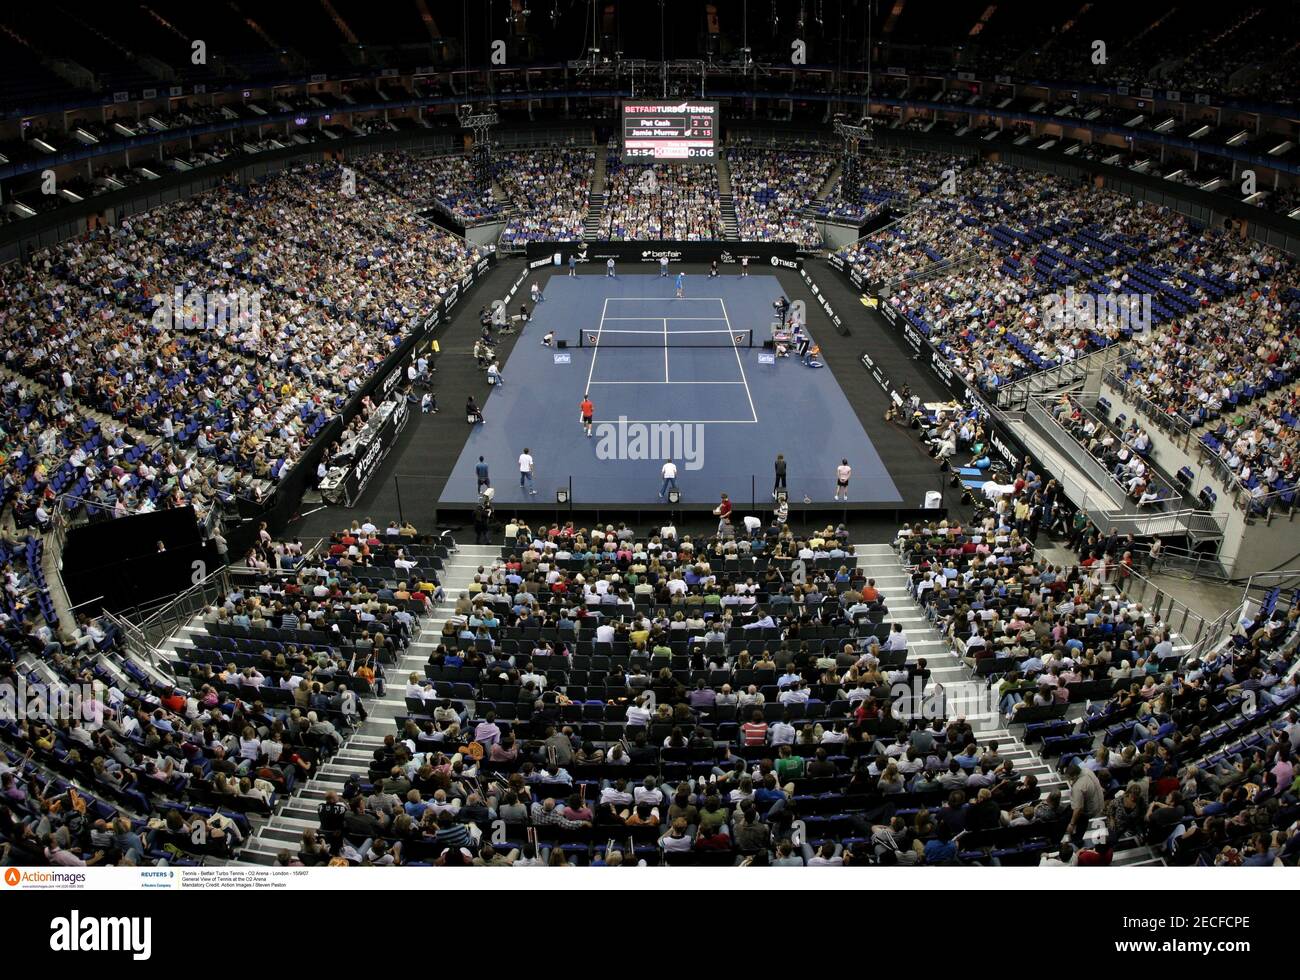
588,380,748,385
663,318,669,382
591,328,742,335
605,297,728,302
583,296,609,395
588,419,759,424
602,316,728,321
718,298,759,423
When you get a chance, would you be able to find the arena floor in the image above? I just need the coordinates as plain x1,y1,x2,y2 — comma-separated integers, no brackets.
439,272,903,507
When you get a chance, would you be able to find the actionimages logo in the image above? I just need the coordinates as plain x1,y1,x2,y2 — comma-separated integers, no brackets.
4,867,20,886
49,911,152,960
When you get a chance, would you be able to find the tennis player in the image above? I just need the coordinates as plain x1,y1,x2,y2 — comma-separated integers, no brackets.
675,271,685,298
580,393,595,438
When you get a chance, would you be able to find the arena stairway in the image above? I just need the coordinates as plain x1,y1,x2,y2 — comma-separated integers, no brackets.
879,542,1175,865
227,540,489,864
719,193,739,240
864,543,1069,797
583,192,606,240
813,163,842,211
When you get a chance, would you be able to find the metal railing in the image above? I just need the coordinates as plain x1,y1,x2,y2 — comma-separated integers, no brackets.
1027,393,1185,507
1021,395,1225,541
100,608,174,677
1100,369,1195,449
995,344,1127,411
128,564,233,654
1107,563,1216,648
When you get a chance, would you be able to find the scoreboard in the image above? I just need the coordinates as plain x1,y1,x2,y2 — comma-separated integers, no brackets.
621,101,718,163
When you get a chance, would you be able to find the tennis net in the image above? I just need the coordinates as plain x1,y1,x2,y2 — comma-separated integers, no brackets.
579,328,753,348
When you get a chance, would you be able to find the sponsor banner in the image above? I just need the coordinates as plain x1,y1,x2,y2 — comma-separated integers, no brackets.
880,301,898,326
476,256,490,276
828,253,846,272
718,249,766,265
553,352,571,365
377,359,405,401
343,396,409,507
860,351,890,393
525,241,800,266
988,428,1022,469
929,350,959,391
849,269,864,289
445,285,459,311
902,322,923,354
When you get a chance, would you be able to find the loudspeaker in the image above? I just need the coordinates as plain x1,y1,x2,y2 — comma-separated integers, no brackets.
557,339,568,349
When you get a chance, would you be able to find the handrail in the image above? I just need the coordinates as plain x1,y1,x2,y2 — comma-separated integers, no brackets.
130,563,233,652
1101,371,1300,516
1028,392,1186,507
1023,398,1181,517
995,344,1127,410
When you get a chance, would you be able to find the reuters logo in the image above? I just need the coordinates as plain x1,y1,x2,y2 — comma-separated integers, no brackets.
4,868,19,886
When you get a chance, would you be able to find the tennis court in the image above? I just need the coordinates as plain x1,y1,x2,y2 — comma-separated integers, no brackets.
439,271,903,506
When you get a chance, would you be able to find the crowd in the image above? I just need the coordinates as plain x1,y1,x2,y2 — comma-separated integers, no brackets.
599,158,722,241
0,522,442,868
498,148,595,244
820,149,965,224
357,151,500,223
299,514,1088,867
0,161,482,530
724,146,835,247
837,161,1300,410
898,471,1300,867
1107,272,1300,507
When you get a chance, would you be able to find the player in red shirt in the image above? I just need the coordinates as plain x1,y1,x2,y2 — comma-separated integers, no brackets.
580,394,595,438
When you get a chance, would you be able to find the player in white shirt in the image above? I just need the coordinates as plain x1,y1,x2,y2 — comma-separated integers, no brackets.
659,460,678,499
518,448,537,495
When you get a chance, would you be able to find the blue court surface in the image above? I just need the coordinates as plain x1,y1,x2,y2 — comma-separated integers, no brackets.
440,273,902,506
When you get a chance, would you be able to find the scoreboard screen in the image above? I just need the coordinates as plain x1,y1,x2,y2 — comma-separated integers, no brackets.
621,101,718,163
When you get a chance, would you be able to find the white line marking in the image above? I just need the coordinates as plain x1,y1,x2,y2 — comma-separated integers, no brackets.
584,296,609,393
587,380,748,385
587,328,743,335
718,298,758,423
602,316,728,321
663,317,669,382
